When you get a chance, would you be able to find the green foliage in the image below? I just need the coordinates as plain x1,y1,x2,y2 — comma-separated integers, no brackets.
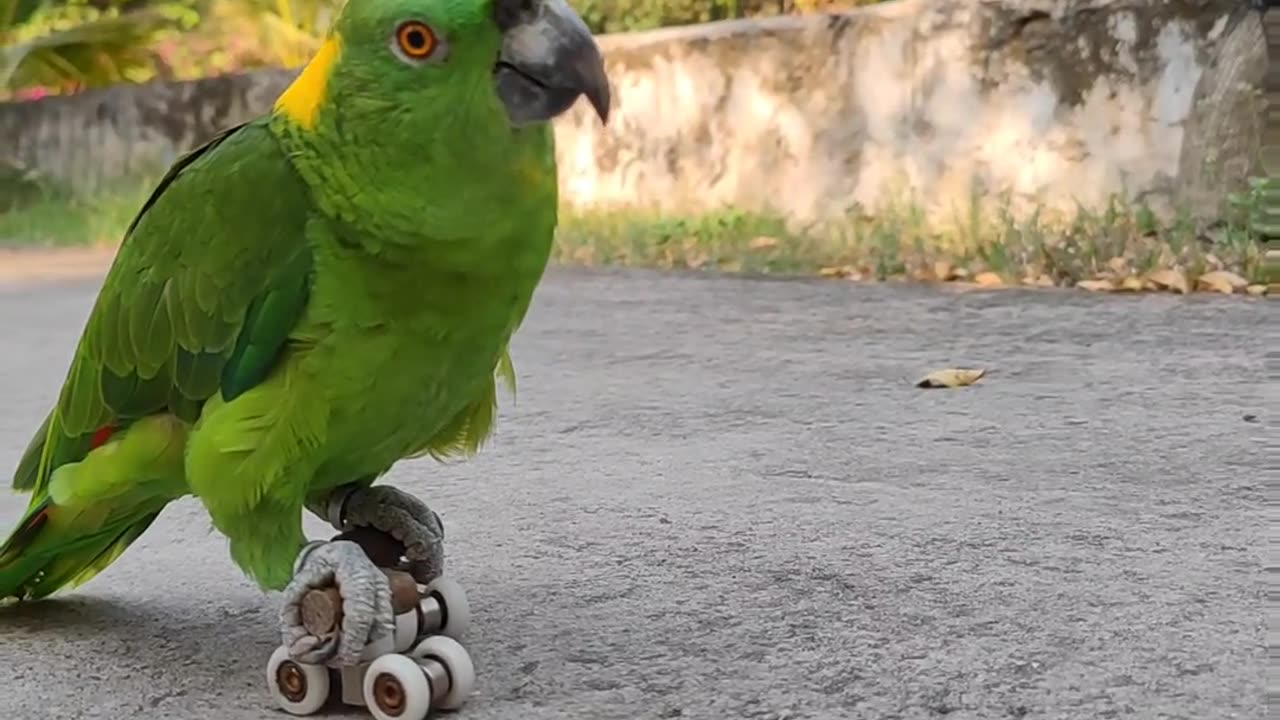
570,0,746,33
202,0,335,69
0,0,882,94
0,0,334,94
1228,176,1279,240
553,190,1265,289
1,0,45,29
0,174,154,246
568,0,862,33
0,159,44,212
0,0,197,93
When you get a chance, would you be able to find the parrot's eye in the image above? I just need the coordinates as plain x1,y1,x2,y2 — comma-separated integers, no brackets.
392,20,444,63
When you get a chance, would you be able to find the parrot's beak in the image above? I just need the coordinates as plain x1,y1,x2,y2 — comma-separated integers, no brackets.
493,0,612,127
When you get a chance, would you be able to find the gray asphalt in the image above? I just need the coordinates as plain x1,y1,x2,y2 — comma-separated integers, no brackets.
0,268,1268,720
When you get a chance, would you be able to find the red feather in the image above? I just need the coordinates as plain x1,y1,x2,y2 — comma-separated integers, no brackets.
90,425,116,449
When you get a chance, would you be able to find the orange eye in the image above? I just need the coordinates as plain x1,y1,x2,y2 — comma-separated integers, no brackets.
395,21,437,59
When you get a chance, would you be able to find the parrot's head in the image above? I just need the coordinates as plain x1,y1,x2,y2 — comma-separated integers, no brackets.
269,0,610,239
273,0,610,135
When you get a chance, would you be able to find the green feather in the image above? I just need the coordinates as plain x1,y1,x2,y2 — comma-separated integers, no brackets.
5,0,599,601
2,118,316,601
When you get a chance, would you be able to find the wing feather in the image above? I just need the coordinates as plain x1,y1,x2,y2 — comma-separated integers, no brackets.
11,118,316,496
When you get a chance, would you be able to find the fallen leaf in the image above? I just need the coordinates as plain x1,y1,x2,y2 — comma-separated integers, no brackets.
952,267,971,279
973,271,1004,288
1146,268,1189,294
684,251,709,270
1022,274,1056,288
916,368,987,389
933,260,958,281
749,236,779,250
818,265,863,280
1197,270,1247,294
1076,279,1116,292
1246,284,1268,297
1118,275,1146,292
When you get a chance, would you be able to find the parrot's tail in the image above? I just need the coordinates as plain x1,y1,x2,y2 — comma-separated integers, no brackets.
0,496,162,603
2,413,186,603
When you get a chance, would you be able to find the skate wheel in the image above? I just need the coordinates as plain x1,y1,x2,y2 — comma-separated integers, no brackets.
422,577,471,640
394,609,419,653
410,635,475,710
363,653,432,720
266,645,330,715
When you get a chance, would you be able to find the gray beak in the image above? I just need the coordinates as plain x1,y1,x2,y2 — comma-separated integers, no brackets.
493,0,611,127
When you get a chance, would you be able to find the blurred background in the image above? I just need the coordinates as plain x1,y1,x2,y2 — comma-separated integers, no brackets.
0,0,873,99
0,0,1273,294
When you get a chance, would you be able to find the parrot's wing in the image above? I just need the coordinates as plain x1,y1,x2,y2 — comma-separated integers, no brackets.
13,118,315,496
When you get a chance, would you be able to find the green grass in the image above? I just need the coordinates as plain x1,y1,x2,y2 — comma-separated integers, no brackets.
0,183,154,248
1,180,1269,294
556,194,1268,291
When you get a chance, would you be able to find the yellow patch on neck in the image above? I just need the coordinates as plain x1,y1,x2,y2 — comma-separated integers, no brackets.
274,34,343,130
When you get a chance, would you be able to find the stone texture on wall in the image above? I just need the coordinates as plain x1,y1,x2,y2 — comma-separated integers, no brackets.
0,69,296,195
0,0,1260,225
1173,8,1265,222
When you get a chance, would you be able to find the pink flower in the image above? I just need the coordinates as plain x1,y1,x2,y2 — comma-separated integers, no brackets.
16,87,50,101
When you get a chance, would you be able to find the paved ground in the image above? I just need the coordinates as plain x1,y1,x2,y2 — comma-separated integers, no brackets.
0,267,1268,720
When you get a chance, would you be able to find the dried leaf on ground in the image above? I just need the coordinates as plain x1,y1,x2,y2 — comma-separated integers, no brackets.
1146,268,1189,294
916,368,987,389
1118,275,1146,292
1246,284,1269,297
1077,279,1116,292
973,271,1004,288
749,236,779,250
933,260,959,281
1197,270,1247,294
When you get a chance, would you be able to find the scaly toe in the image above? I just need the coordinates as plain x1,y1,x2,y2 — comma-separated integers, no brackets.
339,485,446,584
281,539,395,668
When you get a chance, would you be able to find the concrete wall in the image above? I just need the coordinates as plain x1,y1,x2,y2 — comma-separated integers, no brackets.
0,0,1264,225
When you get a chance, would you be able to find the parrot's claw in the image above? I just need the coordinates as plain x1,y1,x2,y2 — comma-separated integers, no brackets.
327,484,446,585
280,539,395,668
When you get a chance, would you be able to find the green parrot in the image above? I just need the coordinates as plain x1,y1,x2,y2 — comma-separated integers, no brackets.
0,0,610,667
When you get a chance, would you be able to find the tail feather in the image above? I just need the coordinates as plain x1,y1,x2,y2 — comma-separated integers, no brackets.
0,498,161,603
12,412,53,492
3,413,187,603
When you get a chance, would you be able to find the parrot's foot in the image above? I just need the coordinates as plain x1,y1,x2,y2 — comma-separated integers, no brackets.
324,485,445,585
281,539,395,668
